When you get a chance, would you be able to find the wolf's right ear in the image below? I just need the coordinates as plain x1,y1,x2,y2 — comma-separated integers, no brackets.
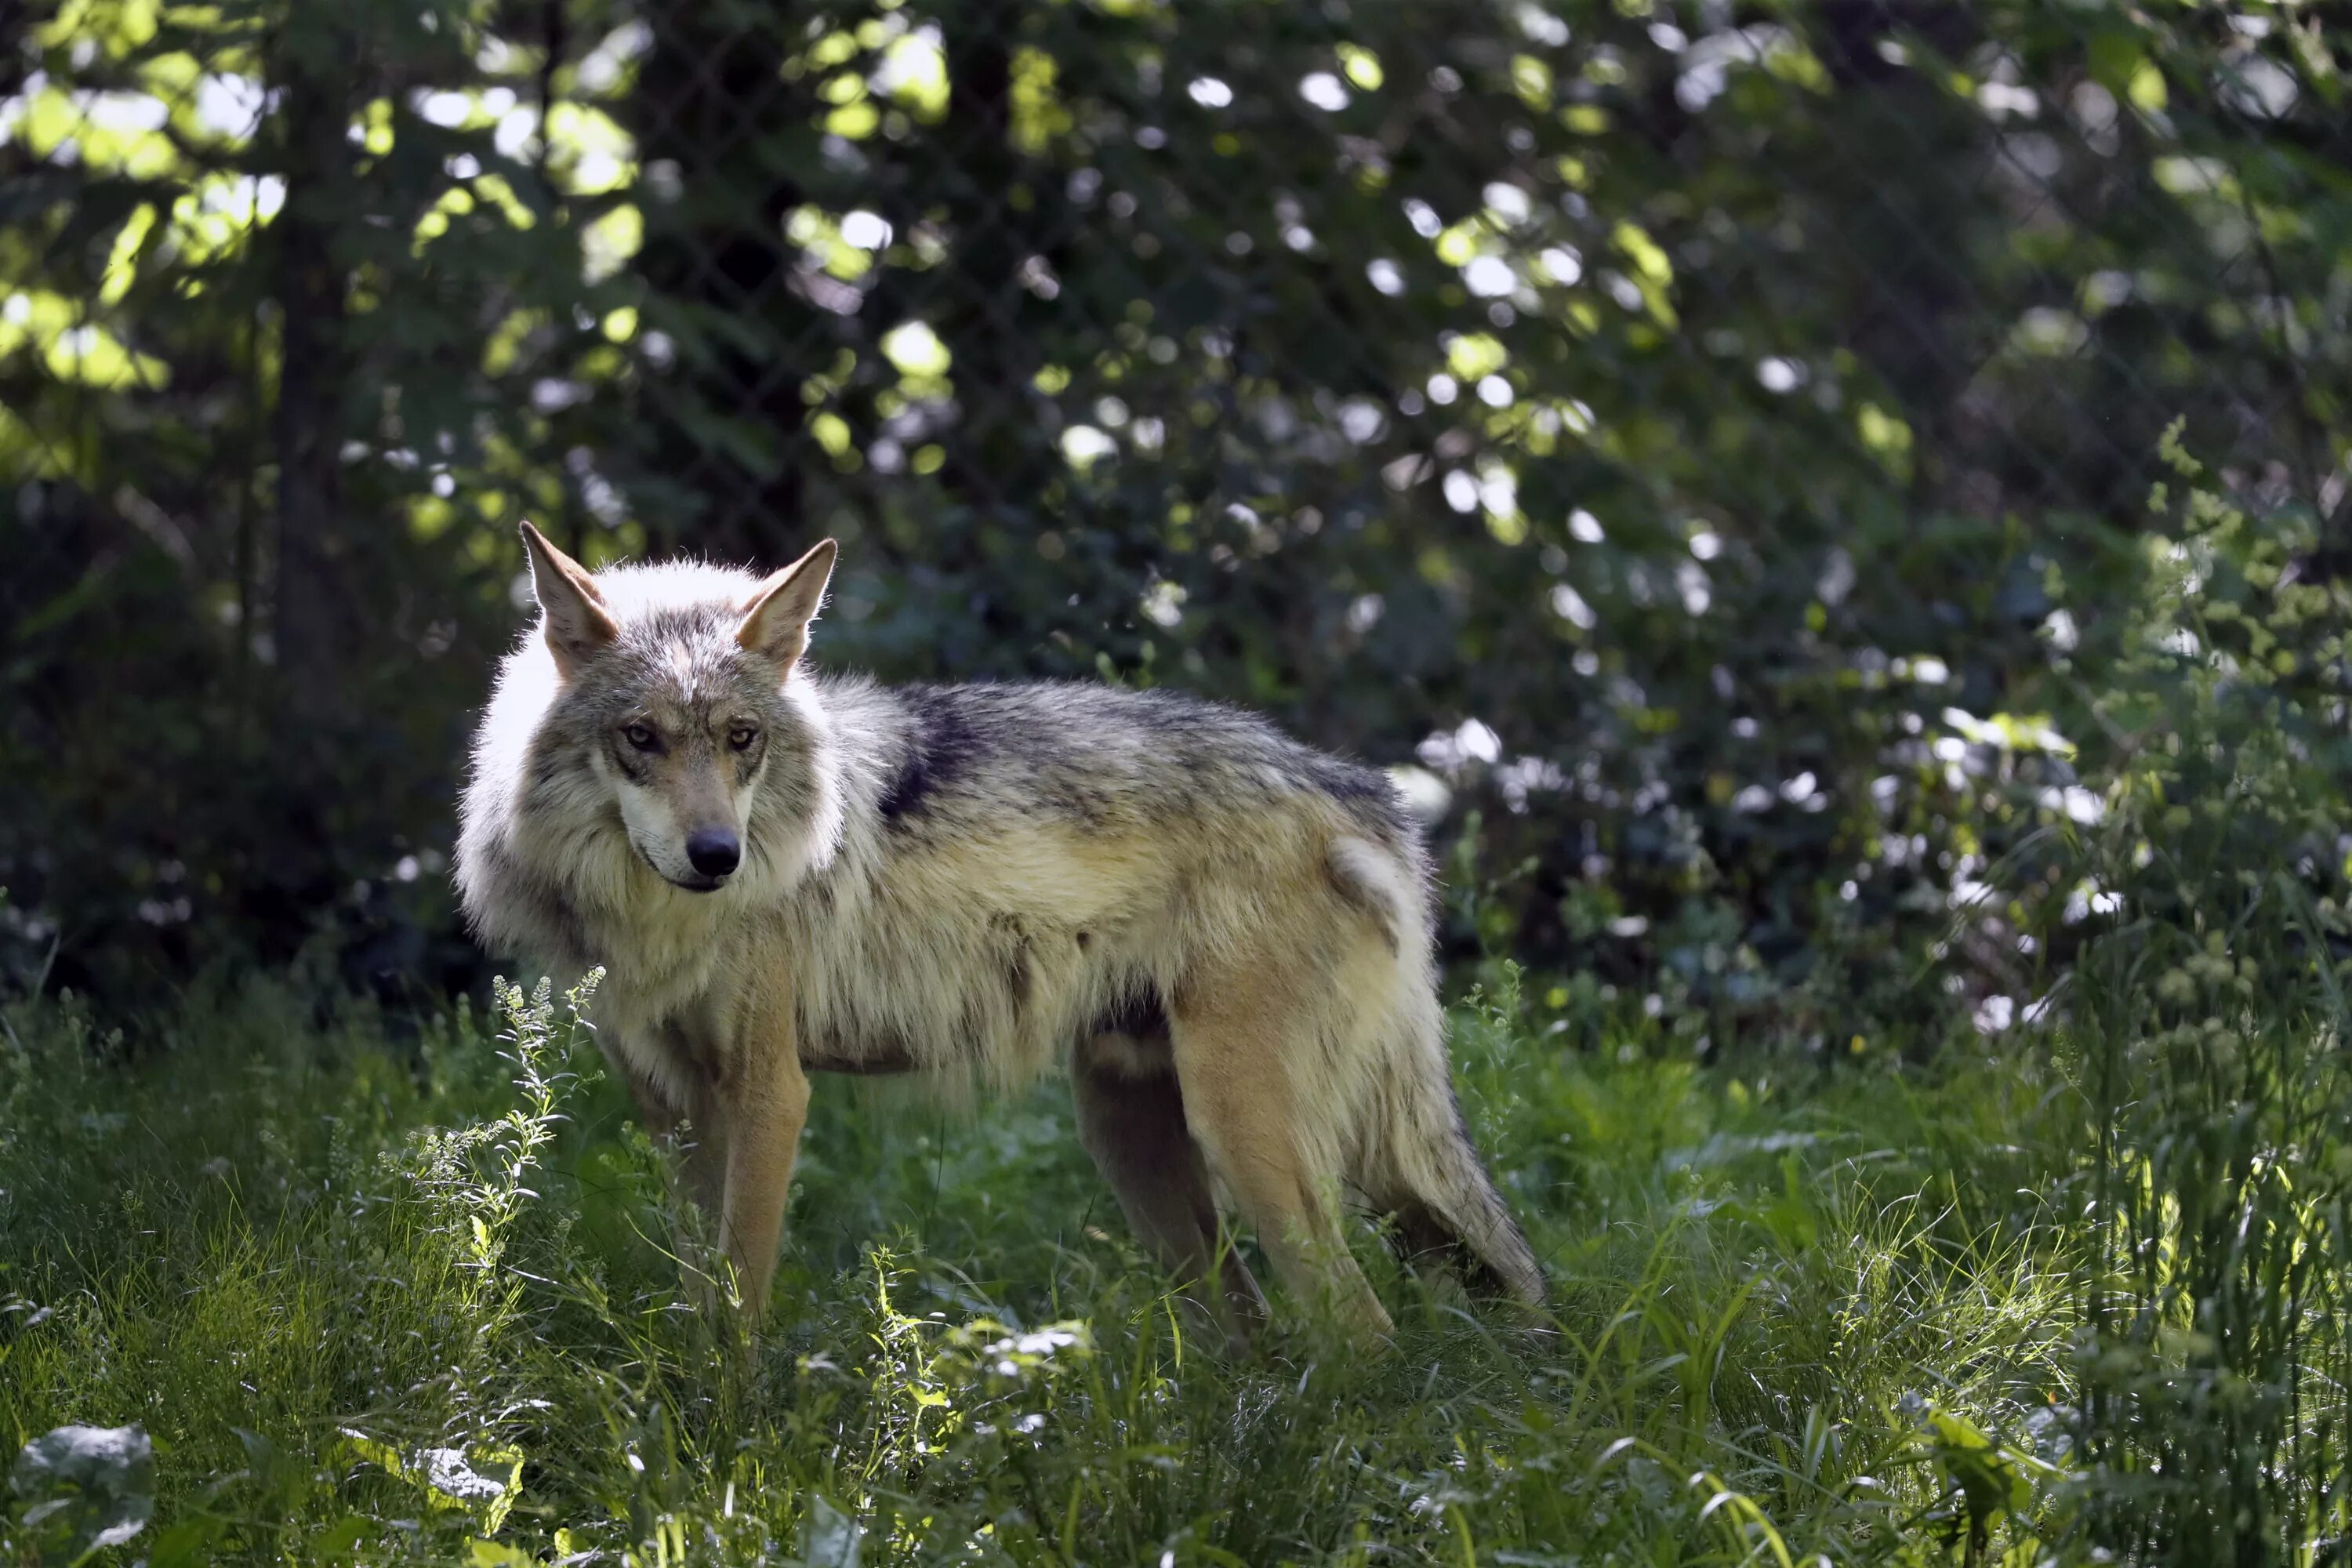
518,521,619,676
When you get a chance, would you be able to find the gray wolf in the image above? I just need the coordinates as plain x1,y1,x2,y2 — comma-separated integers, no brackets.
455,522,1543,1339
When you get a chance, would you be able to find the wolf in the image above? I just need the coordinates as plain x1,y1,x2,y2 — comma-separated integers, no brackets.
455,522,1543,1339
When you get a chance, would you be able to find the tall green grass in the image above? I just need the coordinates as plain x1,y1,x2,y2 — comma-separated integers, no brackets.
2036,437,2352,1562
3,971,2087,1565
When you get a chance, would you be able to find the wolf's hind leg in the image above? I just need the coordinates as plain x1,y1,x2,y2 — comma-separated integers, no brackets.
1073,1033,1268,1343
1164,979,1394,1341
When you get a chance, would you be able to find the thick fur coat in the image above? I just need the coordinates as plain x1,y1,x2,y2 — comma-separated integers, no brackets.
455,524,1541,1336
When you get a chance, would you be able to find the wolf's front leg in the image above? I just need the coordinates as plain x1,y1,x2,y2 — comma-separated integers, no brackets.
603,1027,728,1232
713,1024,811,1330
596,1036,729,1319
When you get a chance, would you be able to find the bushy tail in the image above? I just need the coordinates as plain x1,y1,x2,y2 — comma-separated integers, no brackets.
1324,834,1544,1305
1371,1059,1545,1305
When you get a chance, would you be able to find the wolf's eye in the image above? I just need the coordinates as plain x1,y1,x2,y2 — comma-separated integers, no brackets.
622,723,660,752
728,725,759,752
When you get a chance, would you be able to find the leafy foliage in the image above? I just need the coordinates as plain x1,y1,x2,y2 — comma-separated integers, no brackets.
4,2,2348,1027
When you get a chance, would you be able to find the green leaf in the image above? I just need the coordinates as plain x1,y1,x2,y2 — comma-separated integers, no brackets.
310,1515,372,1557
9,1424,154,1564
803,1495,863,1568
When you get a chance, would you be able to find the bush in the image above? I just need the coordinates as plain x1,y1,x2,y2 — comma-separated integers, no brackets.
2037,430,2352,1557
5,2,2348,1022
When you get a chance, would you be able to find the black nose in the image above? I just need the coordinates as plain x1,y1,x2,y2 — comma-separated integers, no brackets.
685,828,739,878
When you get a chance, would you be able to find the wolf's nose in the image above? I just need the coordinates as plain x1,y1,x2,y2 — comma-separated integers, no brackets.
686,828,740,878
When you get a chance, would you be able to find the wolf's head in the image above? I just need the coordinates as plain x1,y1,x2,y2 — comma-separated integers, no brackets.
516,521,837,895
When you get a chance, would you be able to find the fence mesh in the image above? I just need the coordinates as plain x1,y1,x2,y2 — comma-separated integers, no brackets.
2,0,2348,1007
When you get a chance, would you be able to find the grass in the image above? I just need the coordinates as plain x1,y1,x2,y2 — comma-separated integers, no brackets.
0,967,2096,1566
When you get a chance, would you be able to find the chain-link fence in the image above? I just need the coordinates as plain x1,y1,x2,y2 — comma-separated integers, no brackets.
3,0,2347,1011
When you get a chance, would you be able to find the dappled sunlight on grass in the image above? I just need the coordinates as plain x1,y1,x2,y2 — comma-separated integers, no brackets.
0,972,2089,1563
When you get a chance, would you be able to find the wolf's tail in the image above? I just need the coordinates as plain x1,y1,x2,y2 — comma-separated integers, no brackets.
1323,834,1545,1305
1374,1067,1543,1316
1363,1022,1546,1305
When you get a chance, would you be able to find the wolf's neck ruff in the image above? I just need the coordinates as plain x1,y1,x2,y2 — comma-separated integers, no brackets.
454,526,1544,1337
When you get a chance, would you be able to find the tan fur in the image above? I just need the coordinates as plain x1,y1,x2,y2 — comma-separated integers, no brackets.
706,953,808,1320
1166,946,1396,1338
1072,1029,1269,1341
455,527,1544,1336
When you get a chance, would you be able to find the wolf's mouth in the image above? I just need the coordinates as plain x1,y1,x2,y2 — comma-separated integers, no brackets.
628,837,729,894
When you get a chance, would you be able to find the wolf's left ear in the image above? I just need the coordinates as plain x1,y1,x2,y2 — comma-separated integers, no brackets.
738,538,838,671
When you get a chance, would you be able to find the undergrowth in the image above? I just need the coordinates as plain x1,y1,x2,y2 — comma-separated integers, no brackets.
2,970,2080,1566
